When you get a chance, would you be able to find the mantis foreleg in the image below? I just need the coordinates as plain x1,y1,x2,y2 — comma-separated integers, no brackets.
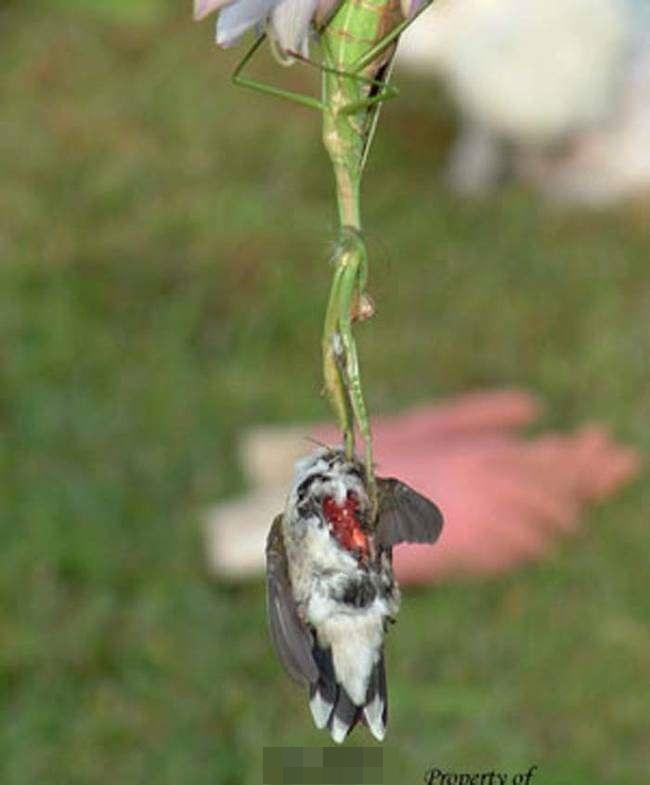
321,229,375,498
337,250,375,498
323,261,355,455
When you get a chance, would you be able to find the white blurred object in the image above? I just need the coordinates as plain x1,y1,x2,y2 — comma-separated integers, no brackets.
205,486,283,579
204,426,311,580
240,424,311,487
397,0,650,203
399,0,628,140
527,27,650,204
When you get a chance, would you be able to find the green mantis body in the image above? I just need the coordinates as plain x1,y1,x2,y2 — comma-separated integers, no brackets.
233,0,432,511
319,0,405,504
320,0,403,226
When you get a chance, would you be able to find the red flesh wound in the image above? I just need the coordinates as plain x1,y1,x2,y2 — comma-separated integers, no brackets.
322,493,369,555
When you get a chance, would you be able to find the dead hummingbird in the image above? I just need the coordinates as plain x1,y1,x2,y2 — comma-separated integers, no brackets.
265,446,443,743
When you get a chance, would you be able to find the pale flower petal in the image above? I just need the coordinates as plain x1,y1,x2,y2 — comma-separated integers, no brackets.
216,0,279,47
270,0,319,55
400,0,425,19
194,0,232,20
314,0,342,27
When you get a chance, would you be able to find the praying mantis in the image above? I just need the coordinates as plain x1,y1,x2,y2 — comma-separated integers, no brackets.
232,0,435,508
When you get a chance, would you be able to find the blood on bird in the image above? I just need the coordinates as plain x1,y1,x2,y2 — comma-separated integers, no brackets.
322,493,369,555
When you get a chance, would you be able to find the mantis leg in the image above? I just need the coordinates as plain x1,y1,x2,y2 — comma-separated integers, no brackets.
322,261,355,456
284,48,399,115
231,5,435,113
340,84,398,116
230,42,374,458
232,34,325,110
322,230,375,496
337,247,376,501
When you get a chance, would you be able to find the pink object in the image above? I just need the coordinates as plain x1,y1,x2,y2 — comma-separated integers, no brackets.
313,390,640,583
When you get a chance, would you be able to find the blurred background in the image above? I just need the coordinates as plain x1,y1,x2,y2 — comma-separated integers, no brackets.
1,0,649,783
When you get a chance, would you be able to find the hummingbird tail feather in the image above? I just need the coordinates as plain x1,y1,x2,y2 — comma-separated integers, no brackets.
309,644,337,728
313,646,387,743
361,651,387,742
309,683,335,729
328,686,360,744
310,641,362,743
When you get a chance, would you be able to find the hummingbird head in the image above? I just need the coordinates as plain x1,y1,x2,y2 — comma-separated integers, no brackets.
286,447,371,556
293,447,367,501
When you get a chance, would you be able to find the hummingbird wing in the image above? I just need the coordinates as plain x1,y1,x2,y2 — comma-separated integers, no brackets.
265,515,319,687
375,477,444,548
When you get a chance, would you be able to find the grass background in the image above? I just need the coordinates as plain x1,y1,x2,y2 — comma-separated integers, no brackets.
1,2,649,783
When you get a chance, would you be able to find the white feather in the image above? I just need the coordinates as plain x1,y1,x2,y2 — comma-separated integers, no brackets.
309,690,333,729
363,692,386,742
330,713,349,744
318,614,383,705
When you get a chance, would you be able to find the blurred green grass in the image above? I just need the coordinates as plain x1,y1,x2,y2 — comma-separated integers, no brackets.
1,4,649,784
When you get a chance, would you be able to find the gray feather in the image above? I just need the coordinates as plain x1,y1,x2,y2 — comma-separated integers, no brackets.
309,646,337,729
328,686,359,744
265,515,318,686
375,477,444,549
362,652,387,741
